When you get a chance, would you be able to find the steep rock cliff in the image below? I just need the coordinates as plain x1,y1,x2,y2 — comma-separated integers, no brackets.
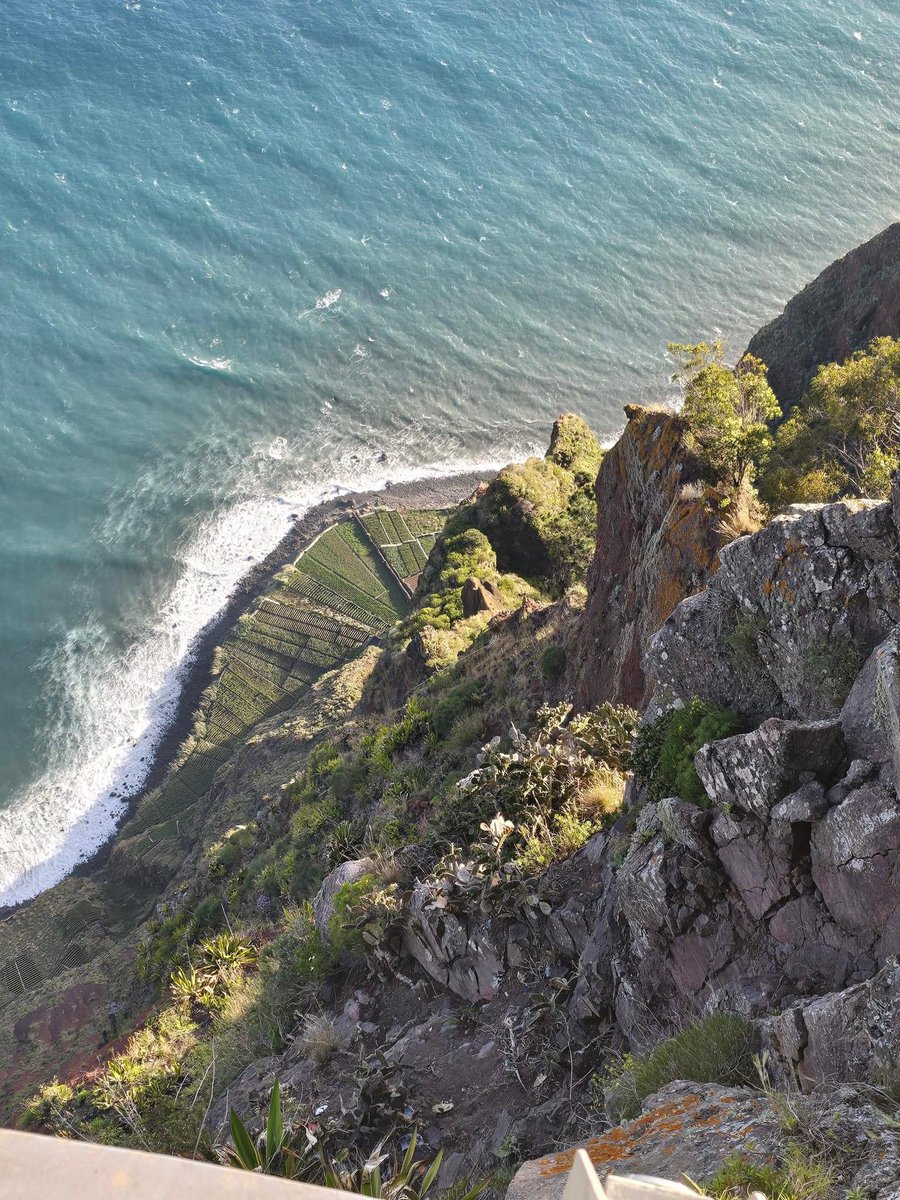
746,222,900,413
572,405,726,709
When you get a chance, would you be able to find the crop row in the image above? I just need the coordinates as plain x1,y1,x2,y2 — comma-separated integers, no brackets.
400,507,451,536
277,569,387,631
293,559,399,627
255,601,368,645
308,526,391,602
228,643,297,687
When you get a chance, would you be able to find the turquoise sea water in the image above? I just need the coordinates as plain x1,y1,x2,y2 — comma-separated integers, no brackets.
0,0,897,904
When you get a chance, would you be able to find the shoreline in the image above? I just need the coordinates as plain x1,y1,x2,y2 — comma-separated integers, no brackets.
2,468,493,917
137,468,492,796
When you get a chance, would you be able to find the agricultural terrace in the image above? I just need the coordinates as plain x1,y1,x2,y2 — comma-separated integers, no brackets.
358,507,450,592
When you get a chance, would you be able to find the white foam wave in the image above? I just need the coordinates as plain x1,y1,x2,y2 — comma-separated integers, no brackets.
316,288,342,309
188,354,233,370
0,449,517,908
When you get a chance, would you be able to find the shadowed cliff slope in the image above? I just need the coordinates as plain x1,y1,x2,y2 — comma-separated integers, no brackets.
747,222,900,413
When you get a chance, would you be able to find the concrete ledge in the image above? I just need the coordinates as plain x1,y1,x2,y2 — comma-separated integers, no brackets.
0,1129,362,1200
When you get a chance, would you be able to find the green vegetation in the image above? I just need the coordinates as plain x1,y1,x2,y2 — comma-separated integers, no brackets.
359,508,449,587
669,341,780,489
701,1146,834,1200
801,635,865,710
438,702,637,876
602,1013,759,1122
459,414,603,591
540,643,567,682
629,698,742,806
759,336,900,508
228,1086,486,1200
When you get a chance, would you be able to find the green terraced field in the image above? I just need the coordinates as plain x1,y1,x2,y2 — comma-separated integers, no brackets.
358,506,447,586
112,516,412,886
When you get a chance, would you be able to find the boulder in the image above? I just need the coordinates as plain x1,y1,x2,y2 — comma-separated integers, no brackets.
401,884,504,1003
695,718,845,819
461,577,506,617
811,783,900,952
505,1082,783,1200
507,1079,900,1200
647,502,900,721
312,858,375,940
765,960,900,1090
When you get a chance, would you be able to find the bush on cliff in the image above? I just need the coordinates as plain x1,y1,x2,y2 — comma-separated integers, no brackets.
450,414,603,591
759,335,900,507
630,698,741,805
669,341,780,490
602,1013,759,1122
440,702,637,870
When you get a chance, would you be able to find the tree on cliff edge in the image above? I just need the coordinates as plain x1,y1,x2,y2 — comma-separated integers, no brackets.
759,335,900,506
668,340,781,490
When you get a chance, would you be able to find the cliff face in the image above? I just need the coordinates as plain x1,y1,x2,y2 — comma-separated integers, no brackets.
746,222,900,412
571,404,726,709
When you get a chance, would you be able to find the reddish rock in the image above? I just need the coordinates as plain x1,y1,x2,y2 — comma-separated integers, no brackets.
572,405,727,709
460,576,505,617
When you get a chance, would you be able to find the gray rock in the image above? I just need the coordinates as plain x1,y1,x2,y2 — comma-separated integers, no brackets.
647,500,899,721
505,1082,783,1200
695,718,845,818
401,885,504,1003
312,858,376,939
765,959,900,1090
811,784,900,951
771,780,829,822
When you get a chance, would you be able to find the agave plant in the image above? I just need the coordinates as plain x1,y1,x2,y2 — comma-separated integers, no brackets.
198,931,256,972
226,1083,487,1200
226,1080,318,1179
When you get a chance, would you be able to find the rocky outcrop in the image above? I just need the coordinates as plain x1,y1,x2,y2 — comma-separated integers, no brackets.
646,495,900,721
313,858,375,940
765,959,900,1091
461,577,505,617
507,1081,900,1200
401,885,505,1003
506,1083,782,1199
746,222,900,413
572,406,727,709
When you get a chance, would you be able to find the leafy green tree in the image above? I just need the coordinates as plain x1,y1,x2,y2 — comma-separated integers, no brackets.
668,341,780,489
760,336,900,505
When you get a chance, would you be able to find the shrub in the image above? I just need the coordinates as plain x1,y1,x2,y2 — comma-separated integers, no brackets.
702,1146,834,1200
569,702,639,770
604,1013,758,1122
328,874,402,957
470,415,603,590
430,679,485,737
759,335,900,508
630,699,742,805
801,635,865,709
669,341,780,489
23,1080,75,1130
540,644,567,682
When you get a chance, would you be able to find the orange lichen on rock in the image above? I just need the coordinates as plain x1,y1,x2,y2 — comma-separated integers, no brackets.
537,1094,704,1177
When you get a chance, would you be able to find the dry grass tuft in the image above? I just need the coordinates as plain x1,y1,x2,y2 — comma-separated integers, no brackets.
297,1012,342,1066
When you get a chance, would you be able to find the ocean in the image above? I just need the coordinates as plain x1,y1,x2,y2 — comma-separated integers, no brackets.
0,0,897,905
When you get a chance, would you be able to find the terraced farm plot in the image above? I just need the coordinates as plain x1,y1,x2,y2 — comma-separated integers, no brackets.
359,506,448,589
294,523,407,624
